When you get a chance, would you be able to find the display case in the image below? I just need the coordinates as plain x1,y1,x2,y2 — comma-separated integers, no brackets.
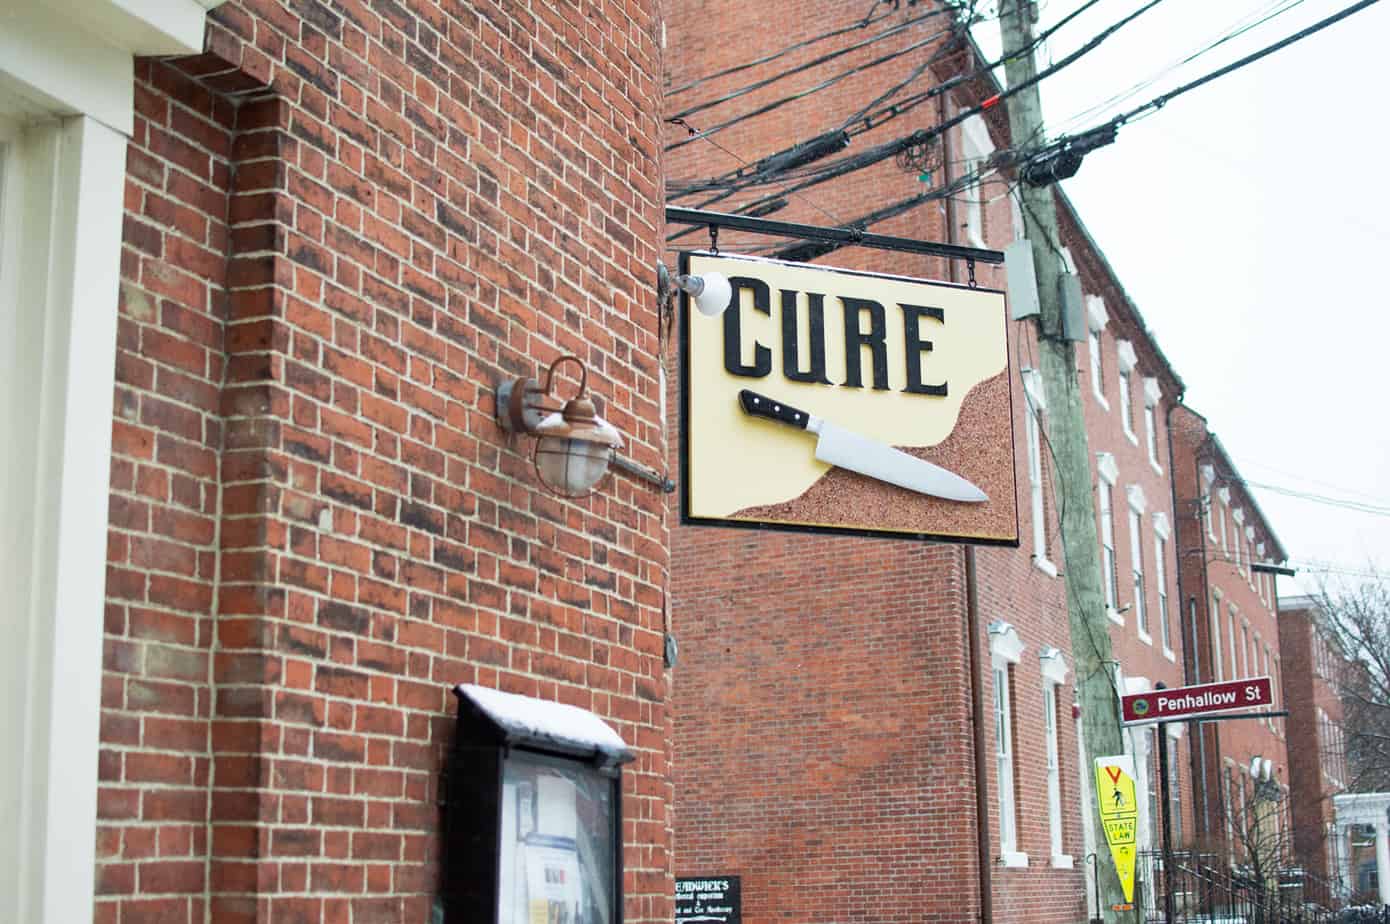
444,684,634,924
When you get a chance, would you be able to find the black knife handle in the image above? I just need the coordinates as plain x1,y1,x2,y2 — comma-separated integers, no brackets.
737,389,810,430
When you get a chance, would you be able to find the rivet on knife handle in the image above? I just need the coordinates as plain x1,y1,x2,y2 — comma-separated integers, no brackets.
737,389,810,430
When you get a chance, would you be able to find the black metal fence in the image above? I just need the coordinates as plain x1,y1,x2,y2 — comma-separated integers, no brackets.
1133,850,1359,923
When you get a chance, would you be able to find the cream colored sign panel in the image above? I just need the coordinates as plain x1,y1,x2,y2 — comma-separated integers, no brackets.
680,252,1019,544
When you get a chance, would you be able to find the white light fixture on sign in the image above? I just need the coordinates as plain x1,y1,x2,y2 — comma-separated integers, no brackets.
496,355,623,497
657,262,732,317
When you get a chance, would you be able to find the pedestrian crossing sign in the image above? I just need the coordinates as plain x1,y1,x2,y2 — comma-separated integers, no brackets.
1095,755,1139,903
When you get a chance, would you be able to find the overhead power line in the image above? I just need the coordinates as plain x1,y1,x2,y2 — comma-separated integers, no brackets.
1017,0,1384,187
669,6,954,122
665,1,901,97
667,0,1168,237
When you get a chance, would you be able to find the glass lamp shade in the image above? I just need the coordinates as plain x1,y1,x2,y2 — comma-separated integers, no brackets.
531,402,623,497
534,435,615,497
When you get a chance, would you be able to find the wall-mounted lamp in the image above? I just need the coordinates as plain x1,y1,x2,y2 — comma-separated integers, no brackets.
656,262,732,319
496,355,623,497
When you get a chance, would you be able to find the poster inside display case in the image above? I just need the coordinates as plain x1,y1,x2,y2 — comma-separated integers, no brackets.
445,684,632,924
498,751,617,924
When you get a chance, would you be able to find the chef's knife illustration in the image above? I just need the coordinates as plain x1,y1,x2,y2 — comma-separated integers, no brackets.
737,389,988,503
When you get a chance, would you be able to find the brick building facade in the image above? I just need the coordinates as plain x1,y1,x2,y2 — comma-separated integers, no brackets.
4,0,676,921
662,4,1210,922
1279,596,1350,885
1169,411,1291,861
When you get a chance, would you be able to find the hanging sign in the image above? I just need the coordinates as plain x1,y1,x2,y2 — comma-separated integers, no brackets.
1121,676,1273,725
679,252,1019,545
1095,755,1139,904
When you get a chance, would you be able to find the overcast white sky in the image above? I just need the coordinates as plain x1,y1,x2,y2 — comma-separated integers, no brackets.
977,0,1390,598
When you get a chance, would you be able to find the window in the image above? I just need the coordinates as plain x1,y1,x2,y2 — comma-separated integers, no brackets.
1100,482,1119,614
1040,648,1070,867
1218,490,1230,555
1155,532,1171,653
1130,507,1148,640
994,665,1014,845
1023,370,1054,575
1087,296,1109,409
1119,369,1134,437
1228,606,1240,682
1210,593,1224,681
1245,619,1256,678
990,623,1026,866
1145,404,1158,465
1146,729,1161,849
1168,735,1183,846
1044,684,1063,861
1142,377,1162,471
1202,466,1216,541
1116,340,1138,441
960,116,992,248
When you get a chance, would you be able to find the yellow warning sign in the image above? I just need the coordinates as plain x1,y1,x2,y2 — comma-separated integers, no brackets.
1095,756,1139,903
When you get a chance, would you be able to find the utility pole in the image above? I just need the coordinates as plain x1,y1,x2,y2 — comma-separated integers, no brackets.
997,2,1129,920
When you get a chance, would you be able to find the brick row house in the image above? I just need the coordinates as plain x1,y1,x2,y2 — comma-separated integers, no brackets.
1170,415,1293,871
662,4,1303,923
4,0,676,922
0,2,1347,924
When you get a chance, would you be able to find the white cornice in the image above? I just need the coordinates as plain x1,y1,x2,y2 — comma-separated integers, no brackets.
1039,647,1069,686
1086,295,1108,332
1142,376,1162,407
1096,452,1119,485
1116,339,1138,373
989,621,1025,664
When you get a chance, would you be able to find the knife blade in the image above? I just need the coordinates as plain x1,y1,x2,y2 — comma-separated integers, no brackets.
737,388,988,503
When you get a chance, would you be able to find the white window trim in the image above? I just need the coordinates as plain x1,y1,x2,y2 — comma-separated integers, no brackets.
960,115,993,249
1142,377,1162,473
1116,340,1139,444
1129,501,1151,645
0,5,219,921
1022,368,1057,577
990,623,1026,867
1040,648,1070,867
1210,591,1225,682
1201,465,1216,540
1153,514,1175,661
1086,296,1109,410
1097,455,1121,624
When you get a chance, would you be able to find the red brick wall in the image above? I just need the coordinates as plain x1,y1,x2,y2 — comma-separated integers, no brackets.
662,2,1215,919
98,0,670,920
1169,405,1289,852
1278,601,1343,879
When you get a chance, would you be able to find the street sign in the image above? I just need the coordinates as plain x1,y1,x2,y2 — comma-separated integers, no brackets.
1095,755,1138,904
1121,676,1273,725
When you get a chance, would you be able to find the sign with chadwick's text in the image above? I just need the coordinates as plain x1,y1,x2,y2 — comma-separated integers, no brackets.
675,875,740,924
680,252,1019,544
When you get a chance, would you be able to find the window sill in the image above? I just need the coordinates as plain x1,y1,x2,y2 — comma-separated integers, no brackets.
1150,460,1163,476
1163,647,1177,663
1051,854,1074,870
1137,628,1153,646
1033,555,1059,578
1107,607,1125,627
1124,429,1139,446
998,851,1030,869
1093,390,1109,411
